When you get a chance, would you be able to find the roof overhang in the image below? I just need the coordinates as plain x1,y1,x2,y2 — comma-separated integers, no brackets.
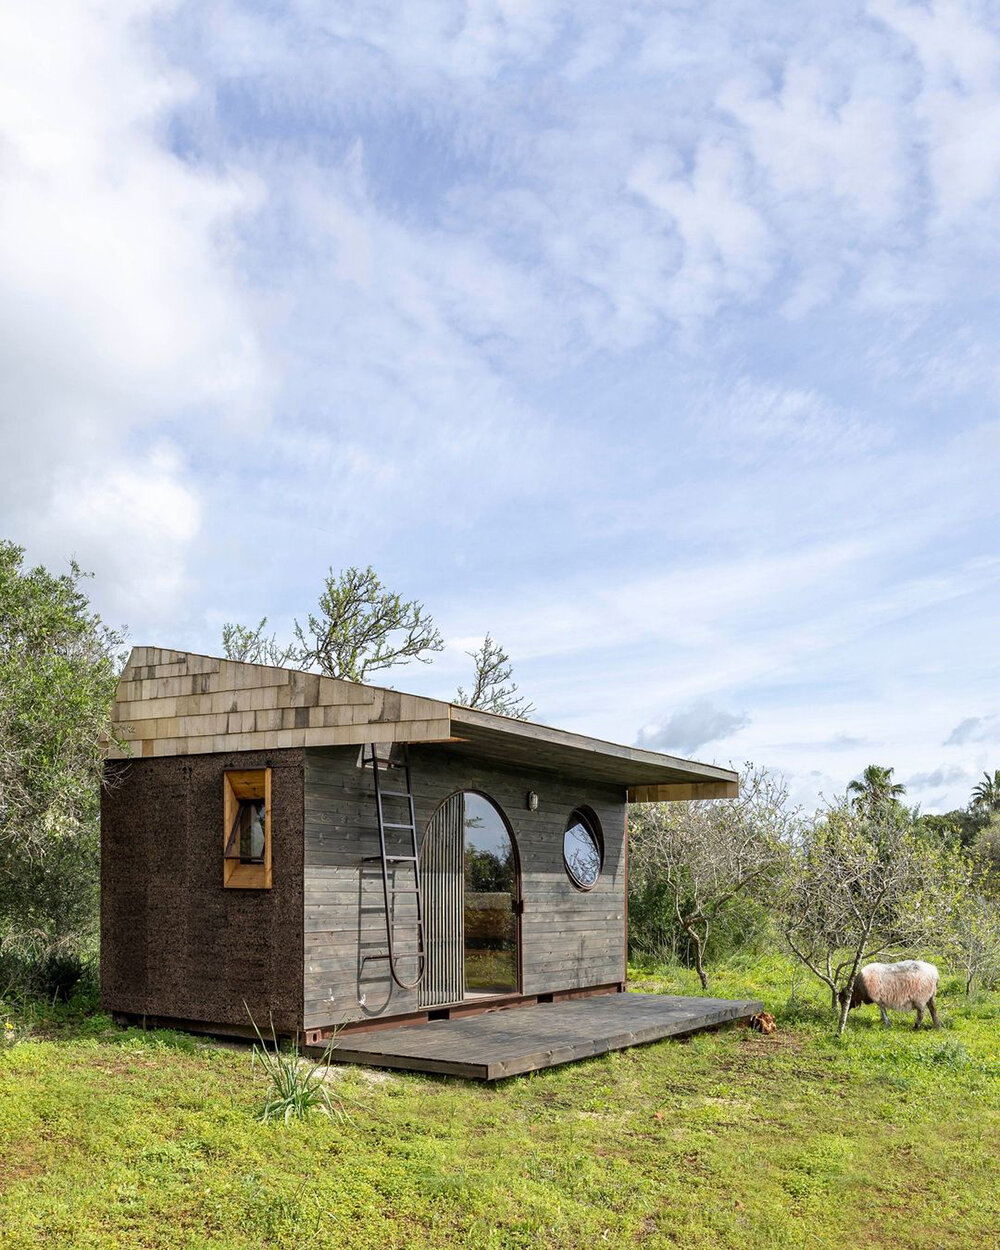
105,647,738,802
444,706,738,800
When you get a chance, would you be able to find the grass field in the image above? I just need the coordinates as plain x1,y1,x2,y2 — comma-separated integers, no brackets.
2,955,999,1248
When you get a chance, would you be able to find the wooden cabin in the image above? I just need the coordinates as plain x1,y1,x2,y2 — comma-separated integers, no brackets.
100,647,738,1044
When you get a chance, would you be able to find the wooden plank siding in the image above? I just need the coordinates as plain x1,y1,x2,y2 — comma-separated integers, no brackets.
104,648,738,800
303,745,627,1031
105,647,452,761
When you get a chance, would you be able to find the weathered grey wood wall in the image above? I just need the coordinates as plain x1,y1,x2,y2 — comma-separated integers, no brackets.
304,745,626,1030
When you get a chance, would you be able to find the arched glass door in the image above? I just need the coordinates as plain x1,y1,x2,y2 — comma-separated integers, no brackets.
420,791,519,1006
462,793,518,995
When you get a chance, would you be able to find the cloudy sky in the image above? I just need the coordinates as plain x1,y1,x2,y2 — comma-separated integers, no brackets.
3,0,1000,812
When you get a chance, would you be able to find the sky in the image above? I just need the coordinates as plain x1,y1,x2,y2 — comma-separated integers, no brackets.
3,0,1000,814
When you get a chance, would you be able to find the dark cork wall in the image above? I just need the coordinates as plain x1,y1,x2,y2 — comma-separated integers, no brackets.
101,748,305,1034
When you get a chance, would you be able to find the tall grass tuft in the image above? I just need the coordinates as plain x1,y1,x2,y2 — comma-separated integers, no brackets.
246,1008,347,1125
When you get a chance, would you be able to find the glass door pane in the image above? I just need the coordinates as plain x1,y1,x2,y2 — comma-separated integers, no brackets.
463,793,518,995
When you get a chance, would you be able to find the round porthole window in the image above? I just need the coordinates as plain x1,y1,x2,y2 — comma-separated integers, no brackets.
563,809,603,890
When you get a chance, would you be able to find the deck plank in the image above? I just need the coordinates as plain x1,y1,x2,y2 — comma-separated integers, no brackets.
320,992,762,1080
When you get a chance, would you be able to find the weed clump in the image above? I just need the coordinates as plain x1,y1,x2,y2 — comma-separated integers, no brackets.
247,1010,346,1125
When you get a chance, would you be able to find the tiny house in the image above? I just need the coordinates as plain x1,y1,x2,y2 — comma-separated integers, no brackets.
101,648,738,1043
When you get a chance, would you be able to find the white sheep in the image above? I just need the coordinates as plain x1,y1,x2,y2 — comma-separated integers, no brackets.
840,960,941,1030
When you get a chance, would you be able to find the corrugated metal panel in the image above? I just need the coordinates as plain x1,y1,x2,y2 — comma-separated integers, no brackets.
419,794,464,1007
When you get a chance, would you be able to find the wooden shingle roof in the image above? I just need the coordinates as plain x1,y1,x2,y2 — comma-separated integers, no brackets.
106,647,738,801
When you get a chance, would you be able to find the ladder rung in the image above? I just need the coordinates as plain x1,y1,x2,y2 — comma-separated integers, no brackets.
364,741,425,991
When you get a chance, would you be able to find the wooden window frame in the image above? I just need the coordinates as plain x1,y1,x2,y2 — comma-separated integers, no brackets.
223,768,272,889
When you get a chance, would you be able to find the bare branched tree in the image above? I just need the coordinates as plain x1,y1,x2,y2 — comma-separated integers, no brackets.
781,800,966,1034
627,765,797,990
454,634,534,720
291,565,443,682
222,566,444,683
221,618,295,668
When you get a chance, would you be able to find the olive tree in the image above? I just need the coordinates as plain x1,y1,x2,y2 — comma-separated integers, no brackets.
627,765,797,990
781,800,965,1034
0,542,126,990
948,889,1000,996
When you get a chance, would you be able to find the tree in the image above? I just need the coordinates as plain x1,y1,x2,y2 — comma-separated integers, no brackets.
971,770,1000,815
223,566,444,683
847,765,906,818
970,816,1000,894
781,800,964,1034
454,634,534,720
948,888,1000,996
223,569,535,710
627,766,796,990
912,808,980,850
0,542,126,989
221,619,294,668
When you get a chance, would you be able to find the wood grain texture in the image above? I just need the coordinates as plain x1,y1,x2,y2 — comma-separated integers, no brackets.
627,781,740,802
222,767,272,889
319,992,764,1079
302,745,628,1030
104,648,738,798
104,647,452,760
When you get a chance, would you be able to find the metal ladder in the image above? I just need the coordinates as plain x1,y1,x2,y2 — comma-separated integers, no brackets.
360,744,426,990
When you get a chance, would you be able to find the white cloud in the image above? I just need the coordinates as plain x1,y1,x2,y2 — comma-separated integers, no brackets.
720,60,908,228
627,140,773,322
636,701,750,755
906,764,971,790
41,446,201,623
694,376,890,465
871,0,1000,222
944,715,1000,746
0,0,265,624
3,0,1000,822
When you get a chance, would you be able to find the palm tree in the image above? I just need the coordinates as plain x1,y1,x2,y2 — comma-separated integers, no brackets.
848,765,906,815
970,770,1000,813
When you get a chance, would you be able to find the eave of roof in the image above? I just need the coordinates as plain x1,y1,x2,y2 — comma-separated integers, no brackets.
105,647,738,800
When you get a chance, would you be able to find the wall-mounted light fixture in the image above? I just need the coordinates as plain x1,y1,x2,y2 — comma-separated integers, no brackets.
526,790,539,811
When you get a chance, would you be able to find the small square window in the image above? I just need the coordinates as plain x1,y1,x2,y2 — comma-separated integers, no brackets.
223,769,271,888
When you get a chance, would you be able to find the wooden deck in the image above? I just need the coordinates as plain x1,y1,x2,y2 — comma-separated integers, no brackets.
322,992,763,1080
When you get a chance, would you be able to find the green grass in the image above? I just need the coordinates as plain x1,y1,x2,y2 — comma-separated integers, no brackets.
2,955,999,1247
464,948,518,992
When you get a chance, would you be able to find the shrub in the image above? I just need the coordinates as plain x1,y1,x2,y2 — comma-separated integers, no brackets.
0,931,98,1003
248,1011,347,1125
